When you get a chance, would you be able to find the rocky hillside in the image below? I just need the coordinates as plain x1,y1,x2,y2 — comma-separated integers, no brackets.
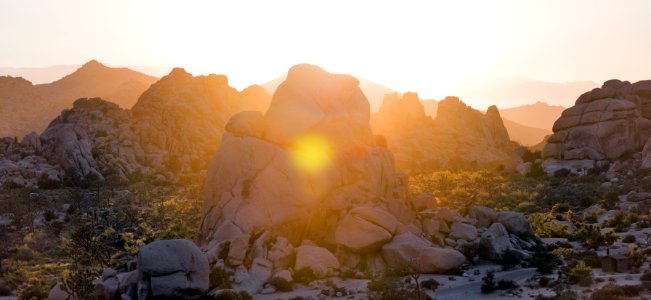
542,79,651,174
0,69,271,188
371,93,515,170
0,60,158,138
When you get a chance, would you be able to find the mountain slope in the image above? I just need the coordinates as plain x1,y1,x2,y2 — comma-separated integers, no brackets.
262,74,396,112
0,60,158,138
500,101,565,131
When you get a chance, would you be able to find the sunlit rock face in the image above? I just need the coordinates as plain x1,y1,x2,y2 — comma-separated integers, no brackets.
131,68,271,175
543,79,651,162
371,94,514,170
199,64,404,246
197,64,471,277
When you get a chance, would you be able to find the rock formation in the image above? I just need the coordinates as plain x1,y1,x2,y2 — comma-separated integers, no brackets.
543,79,651,174
0,68,272,188
371,94,515,170
197,65,535,293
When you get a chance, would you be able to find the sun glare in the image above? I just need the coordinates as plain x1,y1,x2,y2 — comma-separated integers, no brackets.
290,134,333,174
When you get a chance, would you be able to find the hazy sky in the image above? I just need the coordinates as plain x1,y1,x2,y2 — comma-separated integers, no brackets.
1,0,650,105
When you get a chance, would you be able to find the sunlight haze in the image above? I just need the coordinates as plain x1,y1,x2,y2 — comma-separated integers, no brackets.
1,0,650,108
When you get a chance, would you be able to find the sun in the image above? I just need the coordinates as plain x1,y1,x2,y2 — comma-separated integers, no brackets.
290,134,333,174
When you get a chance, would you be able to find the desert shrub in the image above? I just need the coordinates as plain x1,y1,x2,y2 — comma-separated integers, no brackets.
522,149,541,163
498,249,521,270
535,290,577,300
269,277,293,292
293,268,317,284
209,267,233,290
420,278,439,291
602,191,619,210
527,163,546,178
480,271,496,293
568,262,592,286
573,226,617,249
367,274,432,300
530,245,559,274
590,284,642,300
497,279,518,290
538,276,551,287
43,210,56,222
581,251,602,268
604,211,639,232
460,243,479,264
553,168,572,178
622,234,636,243
213,290,253,300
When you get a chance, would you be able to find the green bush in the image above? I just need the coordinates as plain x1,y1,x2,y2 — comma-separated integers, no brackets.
568,262,593,286
498,249,521,270
420,278,439,291
209,267,233,290
213,290,253,300
293,268,317,284
497,279,518,290
622,234,636,243
269,277,293,292
480,271,496,293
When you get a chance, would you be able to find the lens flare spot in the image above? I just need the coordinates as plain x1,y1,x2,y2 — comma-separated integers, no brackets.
291,134,332,174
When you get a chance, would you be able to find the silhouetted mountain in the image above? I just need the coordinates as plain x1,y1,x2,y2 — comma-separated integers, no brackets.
262,74,396,112
0,60,158,138
500,101,565,131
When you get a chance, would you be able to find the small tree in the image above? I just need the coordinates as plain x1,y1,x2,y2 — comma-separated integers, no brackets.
481,271,496,293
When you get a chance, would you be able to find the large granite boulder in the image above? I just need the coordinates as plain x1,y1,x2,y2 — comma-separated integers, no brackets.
334,206,398,253
479,223,513,260
137,239,210,299
496,212,534,237
294,245,340,278
543,80,651,167
199,64,406,246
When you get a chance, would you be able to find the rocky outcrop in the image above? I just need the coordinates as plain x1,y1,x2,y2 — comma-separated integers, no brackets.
371,94,515,170
198,64,466,281
543,79,651,172
92,239,209,300
0,68,272,187
131,68,270,174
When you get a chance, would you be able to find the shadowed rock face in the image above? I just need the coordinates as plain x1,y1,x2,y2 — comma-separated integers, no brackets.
543,79,651,161
371,94,514,170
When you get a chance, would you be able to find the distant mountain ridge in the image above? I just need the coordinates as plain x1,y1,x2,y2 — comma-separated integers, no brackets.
0,60,158,138
500,101,565,131
451,76,598,108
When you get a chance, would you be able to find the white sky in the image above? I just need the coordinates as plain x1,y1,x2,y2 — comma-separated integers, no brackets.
1,0,650,106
